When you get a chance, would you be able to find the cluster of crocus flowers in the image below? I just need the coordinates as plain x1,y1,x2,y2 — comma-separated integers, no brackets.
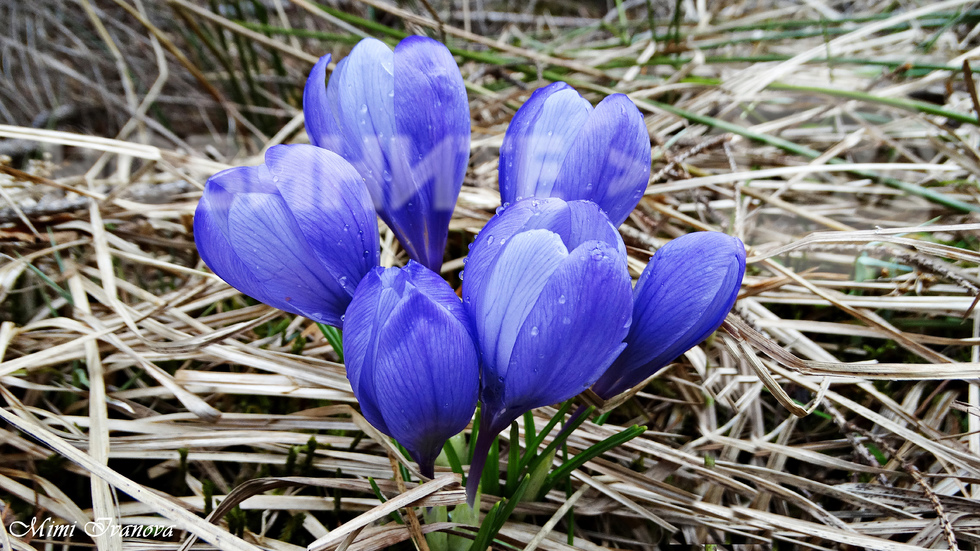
193,35,746,500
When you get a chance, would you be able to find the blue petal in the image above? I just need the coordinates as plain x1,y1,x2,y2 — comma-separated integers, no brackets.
471,229,567,381
328,38,396,204
303,54,344,151
341,267,394,436
373,289,479,469
400,261,477,343
462,198,625,314
483,240,632,418
498,83,591,204
592,232,746,398
265,145,380,296
194,178,279,309
552,94,650,226
383,36,470,272
342,262,480,475
226,191,351,326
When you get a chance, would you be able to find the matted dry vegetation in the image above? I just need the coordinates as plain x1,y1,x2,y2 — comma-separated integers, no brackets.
2,0,980,549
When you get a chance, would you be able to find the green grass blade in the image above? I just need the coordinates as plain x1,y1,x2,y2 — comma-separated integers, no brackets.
539,425,647,498
316,323,343,361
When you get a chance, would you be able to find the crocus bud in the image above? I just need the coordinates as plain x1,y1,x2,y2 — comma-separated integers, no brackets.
193,144,380,327
462,198,633,503
304,36,470,272
343,261,480,477
592,232,746,399
499,82,651,226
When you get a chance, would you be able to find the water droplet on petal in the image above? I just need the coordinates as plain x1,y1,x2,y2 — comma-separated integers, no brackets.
343,224,349,231
459,270,464,281
562,316,571,325
558,295,566,304
359,104,368,114
487,235,494,245
530,326,539,336
340,314,346,322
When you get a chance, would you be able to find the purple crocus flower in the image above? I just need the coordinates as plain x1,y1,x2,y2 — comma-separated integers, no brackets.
193,144,380,327
499,82,651,226
592,232,746,399
343,261,480,477
304,36,470,272
461,197,633,503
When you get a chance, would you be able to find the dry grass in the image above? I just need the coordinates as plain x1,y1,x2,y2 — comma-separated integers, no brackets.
2,0,980,549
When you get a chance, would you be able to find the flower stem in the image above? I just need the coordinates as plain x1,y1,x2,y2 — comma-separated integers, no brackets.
465,418,496,507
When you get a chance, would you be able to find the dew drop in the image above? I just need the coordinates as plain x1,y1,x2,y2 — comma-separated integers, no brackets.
359,104,368,114
340,314,346,322
487,235,494,245
530,326,539,336
562,316,571,325
495,206,505,215
459,270,464,281
547,131,553,137
343,224,349,231
591,247,605,261
272,176,279,183
558,294,566,304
